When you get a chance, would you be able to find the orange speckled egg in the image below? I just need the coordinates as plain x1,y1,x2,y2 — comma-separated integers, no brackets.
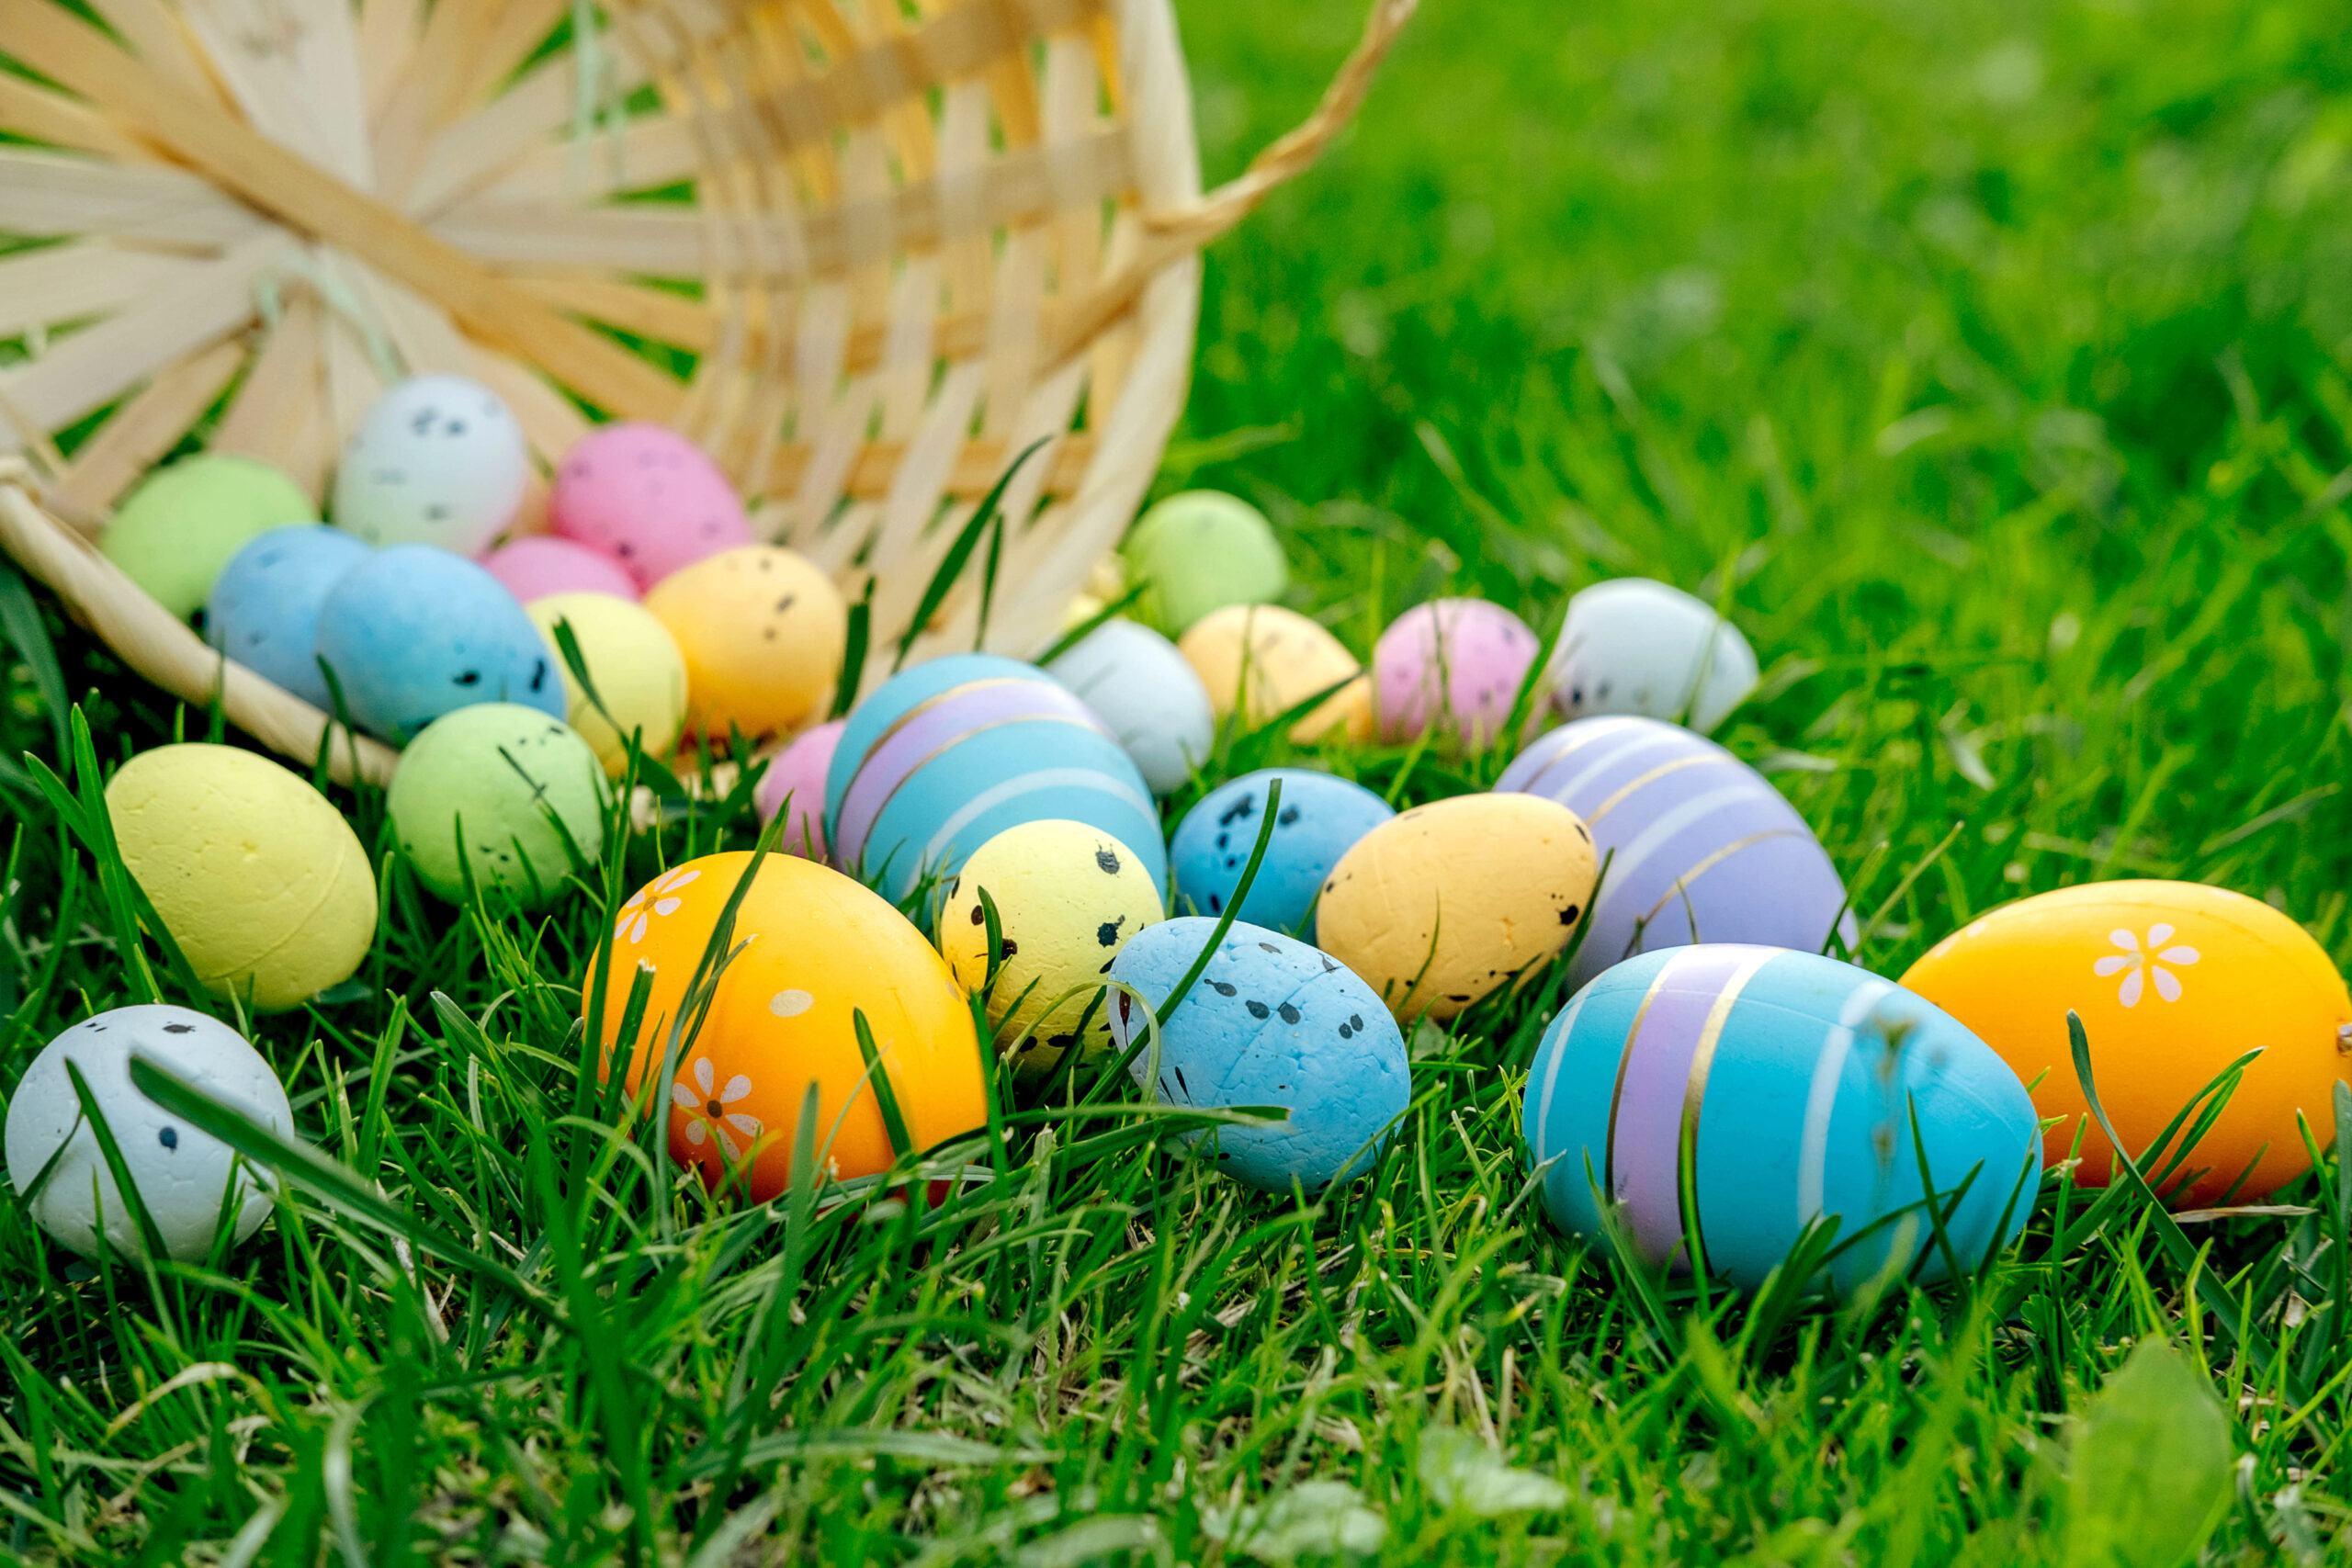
643,546,847,739
1902,880,2352,1204
1178,604,1373,744
585,851,986,1197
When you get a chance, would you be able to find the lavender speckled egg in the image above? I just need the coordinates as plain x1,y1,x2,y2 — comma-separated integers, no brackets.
755,720,844,860
1373,597,1541,747
333,375,530,554
1169,769,1394,937
314,545,564,741
1544,578,1758,733
205,525,372,708
483,536,639,604
1109,919,1408,1190
1498,716,1856,987
550,423,753,590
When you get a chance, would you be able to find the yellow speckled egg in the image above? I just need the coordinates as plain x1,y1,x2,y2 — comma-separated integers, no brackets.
935,821,1165,1077
587,852,986,1196
526,592,689,776
1902,881,2352,1204
1178,604,1373,744
1317,795,1598,1023
105,744,376,1011
643,546,847,739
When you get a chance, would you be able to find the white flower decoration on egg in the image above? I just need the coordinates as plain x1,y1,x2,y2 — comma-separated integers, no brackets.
2093,923,2199,1008
673,1055,760,1158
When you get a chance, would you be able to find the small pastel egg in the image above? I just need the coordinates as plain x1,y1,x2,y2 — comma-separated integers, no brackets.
388,703,607,906
551,423,753,590
937,820,1165,1076
1902,881,2352,1205
1178,604,1373,744
1524,946,2041,1294
1373,597,1541,747
483,536,639,603
1317,794,1598,1022
1123,491,1290,634
106,743,376,1011
205,524,373,708
1045,617,1214,794
1169,769,1394,937
755,720,844,860
1545,577,1758,733
102,454,316,618
589,852,988,1196
2,1005,295,1261
332,375,530,554
1108,918,1409,1190
314,544,564,741
643,546,846,739
526,592,689,776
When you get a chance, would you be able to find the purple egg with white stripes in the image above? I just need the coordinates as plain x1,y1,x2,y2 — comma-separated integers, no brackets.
1522,944,2041,1294
1498,716,1855,986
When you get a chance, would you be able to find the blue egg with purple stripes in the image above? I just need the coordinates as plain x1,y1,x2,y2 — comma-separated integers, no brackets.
206,525,372,708
826,654,1045,826
313,544,563,742
1110,918,1408,1190
1522,944,2040,1295
1170,770,1394,938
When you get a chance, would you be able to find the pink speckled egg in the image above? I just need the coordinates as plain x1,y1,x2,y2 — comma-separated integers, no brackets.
482,536,640,604
550,423,753,590
1373,598,1541,747
754,720,844,861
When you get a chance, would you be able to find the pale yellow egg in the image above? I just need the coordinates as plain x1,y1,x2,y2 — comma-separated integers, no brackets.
527,592,689,776
1177,604,1373,744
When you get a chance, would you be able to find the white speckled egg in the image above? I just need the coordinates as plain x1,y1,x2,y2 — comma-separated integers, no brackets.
1045,617,1214,795
1544,578,1758,733
332,375,530,554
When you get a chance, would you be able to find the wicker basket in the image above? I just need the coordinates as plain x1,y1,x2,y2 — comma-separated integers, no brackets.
0,0,1411,785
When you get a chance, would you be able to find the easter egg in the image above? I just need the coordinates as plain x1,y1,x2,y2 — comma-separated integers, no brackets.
1045,617,1215,794
643,546,847,739
1498,716,1856,987
754,720,844,860
1545,578,1758,734
1169,769,1394,937
826,654,1046,821
1123,490,1289,634
102,454,315,618
483,536,639,604
106,743,376,1011
313,544,564,740
588,852,987,1195
1373,598,1542,747
1178,604,1374,744
1524,945,2041,1294
937,821,1165,1075
1901,882,2352,1203
332,374,530,554
1107,919,1408,1190
1317,795,1598,1022
526,592,689,775
551,422,753,590
387,704,607,906
205,524,373,708
3,1006,295,1261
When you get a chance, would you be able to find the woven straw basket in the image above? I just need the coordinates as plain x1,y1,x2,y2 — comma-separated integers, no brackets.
0,0,1411,785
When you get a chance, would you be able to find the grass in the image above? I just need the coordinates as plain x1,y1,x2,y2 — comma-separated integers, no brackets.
7,0,2352,1560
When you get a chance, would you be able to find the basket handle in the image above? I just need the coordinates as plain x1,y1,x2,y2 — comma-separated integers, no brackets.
1041,0,1419,369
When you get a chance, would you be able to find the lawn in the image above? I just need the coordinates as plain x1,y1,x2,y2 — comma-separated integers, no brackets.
7,0,2352,1562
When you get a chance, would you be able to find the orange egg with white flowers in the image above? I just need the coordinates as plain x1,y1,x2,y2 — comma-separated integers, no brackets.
1901,880,2351,1205
585,851,987,1198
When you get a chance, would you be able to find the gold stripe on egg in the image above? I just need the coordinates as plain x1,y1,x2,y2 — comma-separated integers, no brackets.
1629,829,1808,942
1587,752,1736,828
846,711,1114,868
1675,948,1779,1278
1601,955,1681,1201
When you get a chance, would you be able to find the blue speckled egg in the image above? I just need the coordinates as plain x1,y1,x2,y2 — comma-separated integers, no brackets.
313,544,564,741
826,653,1046,826
205,525,373,708
1109,918,1409,1191
1170,769,1394,938
1522,944,2041,1295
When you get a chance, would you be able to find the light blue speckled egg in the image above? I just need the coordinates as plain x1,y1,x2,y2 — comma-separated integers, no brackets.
205,525,373,708
1169,770,1394,938
313,544,564,741
1109,917,1409,1191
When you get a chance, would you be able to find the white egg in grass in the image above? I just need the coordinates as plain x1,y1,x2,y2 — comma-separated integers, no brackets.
1044,616,1215,795
3,1006,293,1261
1544,577,1759,733
332,374,531,554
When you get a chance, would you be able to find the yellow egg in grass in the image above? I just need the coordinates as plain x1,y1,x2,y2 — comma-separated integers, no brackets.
526,592,690,775
644,546,847,739
1178,604,1374,744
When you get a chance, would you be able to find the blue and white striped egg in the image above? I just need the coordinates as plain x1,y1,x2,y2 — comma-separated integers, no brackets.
1498,716,1855,987
1523,944,2041,1294
826,653,1047,824
1109,918,1408,1191
1169,769,1395,938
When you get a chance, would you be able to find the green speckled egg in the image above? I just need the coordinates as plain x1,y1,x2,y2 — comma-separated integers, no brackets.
388,704,607,906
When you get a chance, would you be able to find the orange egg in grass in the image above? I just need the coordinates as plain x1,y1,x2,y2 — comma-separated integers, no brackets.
585,852,987,1198
1901,880,2352,1205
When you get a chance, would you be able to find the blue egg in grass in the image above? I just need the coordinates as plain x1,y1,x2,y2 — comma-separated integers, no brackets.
826,653,1052,826
1109,918,1410,1191
205,525,372,708
313,544,565,742
1170,769,1394,938
1521,944,2041,1296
